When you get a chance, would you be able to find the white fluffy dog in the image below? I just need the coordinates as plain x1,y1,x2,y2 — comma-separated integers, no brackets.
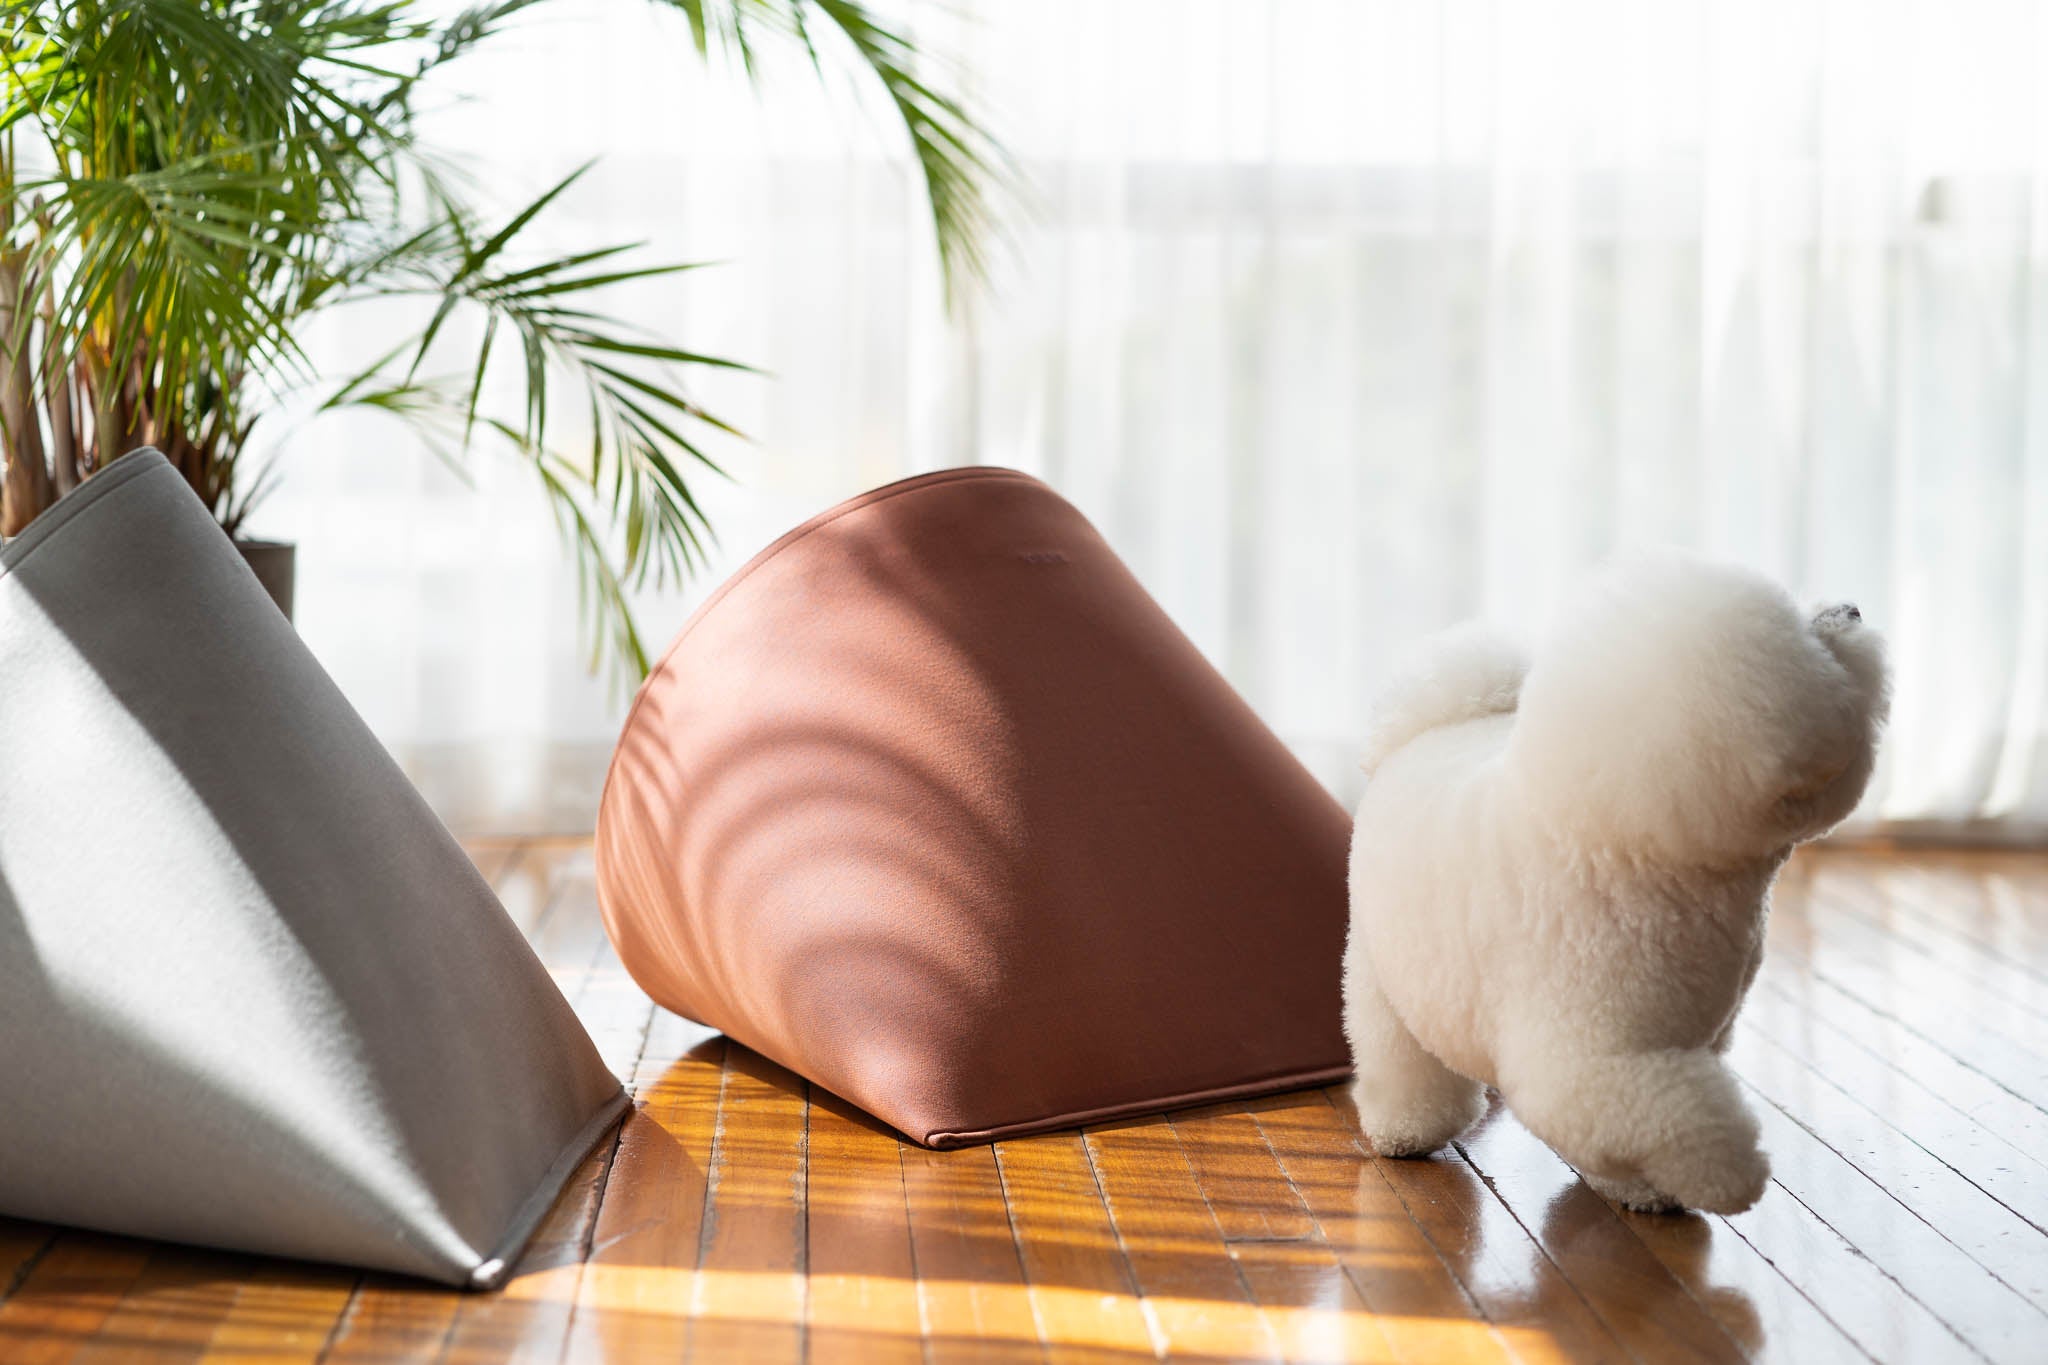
1343,553,1888,1213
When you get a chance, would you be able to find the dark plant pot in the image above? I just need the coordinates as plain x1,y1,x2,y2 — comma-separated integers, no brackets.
235,539,295,621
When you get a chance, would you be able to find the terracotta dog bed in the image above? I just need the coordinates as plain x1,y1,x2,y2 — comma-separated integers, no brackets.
597,467,1352,1146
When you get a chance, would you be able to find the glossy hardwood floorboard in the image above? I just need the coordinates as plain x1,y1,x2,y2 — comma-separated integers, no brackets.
1,845,2044,1362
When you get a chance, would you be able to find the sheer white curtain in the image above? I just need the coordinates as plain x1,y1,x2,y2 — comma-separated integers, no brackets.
256,0,2048,836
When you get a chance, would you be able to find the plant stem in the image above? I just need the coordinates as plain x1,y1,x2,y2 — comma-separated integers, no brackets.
0,190,55,533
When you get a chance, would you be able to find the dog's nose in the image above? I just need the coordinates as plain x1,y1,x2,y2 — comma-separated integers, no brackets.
1817,602,1861,627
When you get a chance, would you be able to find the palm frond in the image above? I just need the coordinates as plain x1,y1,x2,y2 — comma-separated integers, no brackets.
25,158,324,380
806,0,1009,299
322,174,751,680
654,0,1011,304
3,0,1006,677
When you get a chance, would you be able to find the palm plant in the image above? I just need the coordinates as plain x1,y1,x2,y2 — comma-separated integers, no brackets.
0,0,1001,675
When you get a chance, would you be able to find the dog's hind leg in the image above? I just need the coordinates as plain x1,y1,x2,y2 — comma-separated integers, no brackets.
1342,961,1484,1156
1501,1046,1769,1214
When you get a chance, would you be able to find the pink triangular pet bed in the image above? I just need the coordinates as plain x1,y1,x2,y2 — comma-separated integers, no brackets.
598,467,1353,1147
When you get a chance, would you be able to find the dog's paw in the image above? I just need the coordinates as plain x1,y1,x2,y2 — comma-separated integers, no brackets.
1363,1128,1449,1159
1647,1139,1771,1214
1346,1077,1484,1158
1583,1172,1683,1214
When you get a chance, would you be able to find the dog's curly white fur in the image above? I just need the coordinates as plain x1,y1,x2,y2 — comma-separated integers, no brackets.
1343,553,1889,1214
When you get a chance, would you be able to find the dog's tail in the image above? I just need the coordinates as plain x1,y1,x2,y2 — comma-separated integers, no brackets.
1360,623,1528,777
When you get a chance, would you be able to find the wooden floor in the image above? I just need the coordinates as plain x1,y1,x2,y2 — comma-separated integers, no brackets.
2,846,2046,1363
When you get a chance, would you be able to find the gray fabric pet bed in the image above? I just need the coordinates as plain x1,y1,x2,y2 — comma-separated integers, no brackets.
0,449,629,1288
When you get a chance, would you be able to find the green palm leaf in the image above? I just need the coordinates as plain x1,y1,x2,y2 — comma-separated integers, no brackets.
656,0,1011,303
2,0,1005,680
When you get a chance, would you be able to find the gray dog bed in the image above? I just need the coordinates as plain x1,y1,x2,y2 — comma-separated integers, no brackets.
0,449,628,1288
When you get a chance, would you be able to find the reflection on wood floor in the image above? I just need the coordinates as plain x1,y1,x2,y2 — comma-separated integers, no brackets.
1,844,2045,1362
